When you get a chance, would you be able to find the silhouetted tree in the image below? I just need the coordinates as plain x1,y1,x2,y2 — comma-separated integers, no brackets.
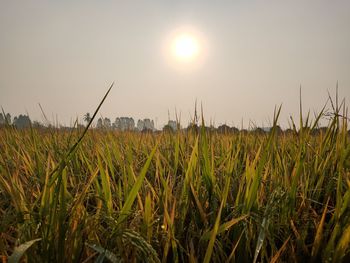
231,127,239,133
253,127,266,135
311,126,327,136
84,113,91,125
217,124,231,133
32,121,44,129
241,129,248,135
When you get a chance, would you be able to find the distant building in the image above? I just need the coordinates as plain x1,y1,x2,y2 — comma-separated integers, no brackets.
114,117,135,131
96,118,103,129
96,117,111,129
137,118,155,131
103,118,111,129
163,120,180,132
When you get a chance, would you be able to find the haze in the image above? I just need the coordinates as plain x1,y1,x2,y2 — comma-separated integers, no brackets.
1,0,349,128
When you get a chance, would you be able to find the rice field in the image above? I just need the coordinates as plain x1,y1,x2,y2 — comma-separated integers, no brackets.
1,101,350,262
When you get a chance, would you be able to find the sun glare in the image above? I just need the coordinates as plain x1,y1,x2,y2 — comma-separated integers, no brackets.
172,34,199,61
163,27,206,69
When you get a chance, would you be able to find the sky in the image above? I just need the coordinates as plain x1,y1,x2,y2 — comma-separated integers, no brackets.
1,0,349,129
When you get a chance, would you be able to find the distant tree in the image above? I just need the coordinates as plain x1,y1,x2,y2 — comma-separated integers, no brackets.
311,126,327,136
162,124,174,133
186,123,199,133
32,121,44,129
274,125,283,135
241,129,248,135
13,114,31,129
253,127,266,135
84,113,91,125
231,127,239,133
217,124,231,133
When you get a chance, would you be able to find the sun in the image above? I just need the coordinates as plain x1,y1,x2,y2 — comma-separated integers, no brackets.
163,27,206,69
172,34,199,61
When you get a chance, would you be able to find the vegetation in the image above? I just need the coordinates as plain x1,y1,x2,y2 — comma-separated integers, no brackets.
0,93,350,262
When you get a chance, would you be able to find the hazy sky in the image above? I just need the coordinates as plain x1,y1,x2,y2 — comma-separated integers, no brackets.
1,0,349,128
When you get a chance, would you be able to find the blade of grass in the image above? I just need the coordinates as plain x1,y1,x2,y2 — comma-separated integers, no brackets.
8,238,41,263
116,144,157,225
311,197,330,261
48,82,114,186
203,176,231,263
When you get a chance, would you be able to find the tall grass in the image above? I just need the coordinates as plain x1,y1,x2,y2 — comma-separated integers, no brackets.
0,100,349,262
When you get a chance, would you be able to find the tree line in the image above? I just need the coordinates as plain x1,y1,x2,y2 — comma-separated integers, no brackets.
1,112,347,136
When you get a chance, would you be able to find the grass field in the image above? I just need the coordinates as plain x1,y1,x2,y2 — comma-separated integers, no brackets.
0,101,350,262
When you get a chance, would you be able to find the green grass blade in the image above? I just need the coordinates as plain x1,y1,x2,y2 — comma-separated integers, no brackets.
203,176,231,263
116,144,157,225
48,82,114,186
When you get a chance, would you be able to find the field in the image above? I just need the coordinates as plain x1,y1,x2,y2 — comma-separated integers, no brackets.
0,107,350,262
